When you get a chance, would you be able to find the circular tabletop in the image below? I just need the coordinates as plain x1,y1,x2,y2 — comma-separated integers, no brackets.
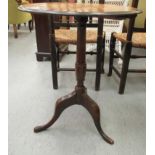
18,2,142,17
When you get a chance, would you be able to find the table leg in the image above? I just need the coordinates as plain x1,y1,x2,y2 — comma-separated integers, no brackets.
34,16,114,145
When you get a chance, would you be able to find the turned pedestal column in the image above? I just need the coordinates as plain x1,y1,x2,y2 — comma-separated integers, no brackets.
34,16,114,144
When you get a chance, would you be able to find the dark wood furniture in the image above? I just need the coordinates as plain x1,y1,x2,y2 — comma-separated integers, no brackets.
108,0,146,94
32,0,59,61
50,0,105,91
32,0,50,61
19,2,141,144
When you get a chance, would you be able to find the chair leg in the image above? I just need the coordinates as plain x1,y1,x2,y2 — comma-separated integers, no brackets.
108,34,116,76
31,16,34,30
51,49,58,89
95,36,103,91
13,24,18,38
95,18,104,91
48,15,58,89
56,44,60,69
50,36,58,89
28,20,33,32
119,43,132,94
17,24,21,30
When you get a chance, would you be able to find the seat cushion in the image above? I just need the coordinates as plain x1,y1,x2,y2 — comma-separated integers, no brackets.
8,0,32,24
55,29,103,44
113,32,146,48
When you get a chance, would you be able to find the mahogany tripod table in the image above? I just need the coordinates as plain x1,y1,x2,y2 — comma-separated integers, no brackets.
19,2,141,145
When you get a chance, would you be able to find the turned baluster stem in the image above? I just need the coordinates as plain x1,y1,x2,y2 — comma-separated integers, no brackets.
75,17,88,89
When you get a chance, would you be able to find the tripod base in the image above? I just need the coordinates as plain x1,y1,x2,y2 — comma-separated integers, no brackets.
34,87,114,145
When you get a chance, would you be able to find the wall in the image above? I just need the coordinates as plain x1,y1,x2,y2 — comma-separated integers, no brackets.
129,0,146,28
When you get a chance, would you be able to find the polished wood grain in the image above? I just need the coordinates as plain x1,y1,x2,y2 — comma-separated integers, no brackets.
34,16,114,144
19,2,141,17
19,0,142,145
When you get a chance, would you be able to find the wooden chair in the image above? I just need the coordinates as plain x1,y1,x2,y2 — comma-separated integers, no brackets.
55,0,129,91
68,0,129,52
107,0,146,94
51,0,106,90
8,0,33,38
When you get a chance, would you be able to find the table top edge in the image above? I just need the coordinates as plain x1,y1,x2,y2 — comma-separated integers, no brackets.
18,2,142,17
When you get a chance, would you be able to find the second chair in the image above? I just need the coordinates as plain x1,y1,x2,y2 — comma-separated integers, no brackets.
108,0,146,94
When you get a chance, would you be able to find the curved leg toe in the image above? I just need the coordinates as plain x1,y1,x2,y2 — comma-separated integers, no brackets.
34,125,47,133
94,122,114,144
83,94,114,144
34,91,77,133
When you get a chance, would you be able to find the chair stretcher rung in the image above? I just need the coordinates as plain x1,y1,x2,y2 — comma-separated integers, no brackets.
113,49,123,59
128,69,146,73
58,68,96,72
130,55,146,59
58,51,97,55
112,66,121,77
